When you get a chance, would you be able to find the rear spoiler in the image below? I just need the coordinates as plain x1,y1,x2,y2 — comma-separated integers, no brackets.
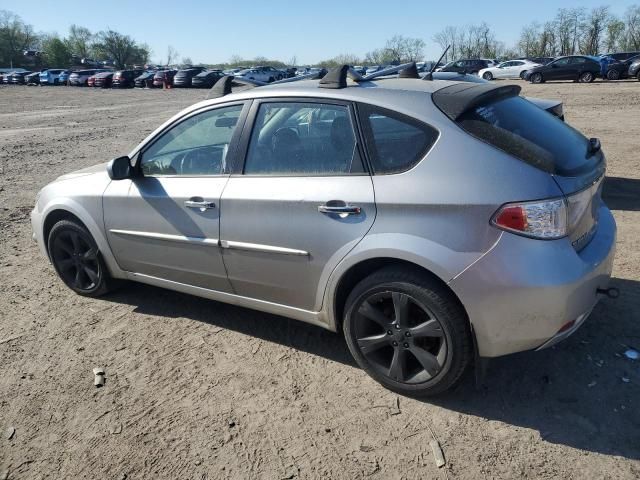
432,83,521,121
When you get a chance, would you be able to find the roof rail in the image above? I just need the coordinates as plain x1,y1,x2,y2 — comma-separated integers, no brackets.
360,62,415,81
206,75,265,99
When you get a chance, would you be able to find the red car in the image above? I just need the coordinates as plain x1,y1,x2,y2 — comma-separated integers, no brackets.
94,71,114,88
153,69,177,88
87,74,97,87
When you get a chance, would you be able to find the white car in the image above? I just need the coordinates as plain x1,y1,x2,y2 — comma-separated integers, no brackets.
236,66,284,83
479,60,541,80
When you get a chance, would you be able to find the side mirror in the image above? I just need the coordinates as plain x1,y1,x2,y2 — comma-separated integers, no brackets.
107,155,133,180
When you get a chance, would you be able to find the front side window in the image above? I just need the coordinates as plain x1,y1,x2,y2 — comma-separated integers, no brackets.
553,58,570,66
570,57,586,64
141,104,243,176
358,104,439,174
243,102,363,175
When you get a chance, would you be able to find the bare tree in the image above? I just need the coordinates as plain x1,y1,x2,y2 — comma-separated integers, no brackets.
624,5,640,50
181,57,193,66
433,26,459,61
66,24,93,58
581,6,610,55
166,45,178,66
287,55,297,67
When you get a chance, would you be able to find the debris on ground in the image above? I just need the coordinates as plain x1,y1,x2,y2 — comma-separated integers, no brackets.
93,367,105,387
430,439,446,468
110,423,123,435
5,426,15,440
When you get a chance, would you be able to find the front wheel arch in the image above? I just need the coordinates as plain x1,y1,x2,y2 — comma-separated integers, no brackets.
43,209,87,258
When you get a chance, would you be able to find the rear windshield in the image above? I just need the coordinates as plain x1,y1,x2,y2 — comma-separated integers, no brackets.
457,95,601,176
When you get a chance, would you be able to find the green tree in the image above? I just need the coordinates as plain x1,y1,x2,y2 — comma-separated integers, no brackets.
0,10,37,68
41,35,71,67
93,30,148,69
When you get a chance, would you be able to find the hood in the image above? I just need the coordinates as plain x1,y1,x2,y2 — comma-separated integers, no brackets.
56,162,109,181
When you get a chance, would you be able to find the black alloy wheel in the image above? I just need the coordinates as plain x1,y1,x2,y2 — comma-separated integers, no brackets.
48,219,112,296
343,267,472,396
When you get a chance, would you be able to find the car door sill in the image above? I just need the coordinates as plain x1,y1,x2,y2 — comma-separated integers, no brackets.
125,271,330,330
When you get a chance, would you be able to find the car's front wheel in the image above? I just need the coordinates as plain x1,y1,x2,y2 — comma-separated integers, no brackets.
47,219,113,297
530,72,543,83
482,72,493,80
343,267,472,397
519,70,527,79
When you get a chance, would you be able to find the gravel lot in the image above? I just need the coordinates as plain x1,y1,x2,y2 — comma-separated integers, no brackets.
1,81,639,479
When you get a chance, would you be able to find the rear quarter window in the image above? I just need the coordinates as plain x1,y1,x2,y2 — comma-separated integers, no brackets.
358,103,438,174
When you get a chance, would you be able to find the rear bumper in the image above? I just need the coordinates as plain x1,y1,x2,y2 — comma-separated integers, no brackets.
449,205,616,358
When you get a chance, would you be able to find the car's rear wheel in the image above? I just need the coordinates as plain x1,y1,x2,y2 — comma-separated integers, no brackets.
482,72,493,80
579,71,594,83
519,70,527,79
607,69,620,80
637,72,640,81
47,219,113,297
343,267,472,396
530,72,543,83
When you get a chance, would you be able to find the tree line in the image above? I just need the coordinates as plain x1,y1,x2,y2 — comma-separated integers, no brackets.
432,5,640,61
0,10,151,69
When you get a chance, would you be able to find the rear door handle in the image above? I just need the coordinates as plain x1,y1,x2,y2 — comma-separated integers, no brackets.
318,204,361,215
185,199,216,211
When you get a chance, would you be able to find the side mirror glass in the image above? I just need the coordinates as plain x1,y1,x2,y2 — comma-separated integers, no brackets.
107,155,132,180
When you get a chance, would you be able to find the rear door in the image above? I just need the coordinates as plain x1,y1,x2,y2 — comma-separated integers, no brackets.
104,102,248,291
219,99,375,310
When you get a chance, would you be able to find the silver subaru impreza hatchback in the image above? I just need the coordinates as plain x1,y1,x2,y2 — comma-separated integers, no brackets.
31,66,616,396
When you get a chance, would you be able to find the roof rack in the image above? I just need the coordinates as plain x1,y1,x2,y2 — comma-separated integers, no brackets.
206,75,266,99
318,62,420,89
270,69,327,84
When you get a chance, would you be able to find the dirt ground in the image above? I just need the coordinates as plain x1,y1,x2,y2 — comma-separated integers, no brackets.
0,80,639,480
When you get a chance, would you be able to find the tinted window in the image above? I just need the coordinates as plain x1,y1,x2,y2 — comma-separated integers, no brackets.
141,104,243,176
244,102,362,175
570,57,586,64
457,95,600,175
359,104,439,174
553,58,570,66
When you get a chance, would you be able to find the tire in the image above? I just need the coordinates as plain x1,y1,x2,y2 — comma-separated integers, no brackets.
578,71,594,83
519,70,527,79
606,69,620,80
47,219,113,297
268,77,275,82
530,72,543,84
637,72,640,81
482,72,493,80
343,266,472,397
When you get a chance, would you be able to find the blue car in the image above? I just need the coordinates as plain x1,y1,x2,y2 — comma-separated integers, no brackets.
39,69,68,85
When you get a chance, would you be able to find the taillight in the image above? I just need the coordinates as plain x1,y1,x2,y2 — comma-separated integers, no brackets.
492,198,567,239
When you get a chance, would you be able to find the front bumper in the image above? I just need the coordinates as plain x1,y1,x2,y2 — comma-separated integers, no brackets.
449,205,616,358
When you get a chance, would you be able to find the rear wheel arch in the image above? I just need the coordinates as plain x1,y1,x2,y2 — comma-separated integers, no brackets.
332,257,469,332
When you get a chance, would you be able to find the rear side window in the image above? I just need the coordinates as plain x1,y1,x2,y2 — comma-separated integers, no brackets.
457,95,600,176
358,104,439,174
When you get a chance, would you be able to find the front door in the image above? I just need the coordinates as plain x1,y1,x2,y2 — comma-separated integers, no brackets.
219,99,376,310
546,57,573,80
104,102,247,291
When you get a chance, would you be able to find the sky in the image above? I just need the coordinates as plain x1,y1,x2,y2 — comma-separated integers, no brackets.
8,0,639,64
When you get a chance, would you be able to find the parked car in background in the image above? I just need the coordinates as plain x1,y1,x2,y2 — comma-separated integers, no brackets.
87,74,97,87
25,71,41,85
628,57,640,80
236,66,284,82
93,71,114,88
479,59,541,80
58,70,72,85
526,56,600,83
31,71,616,397
7,71,33,84
191,70,224,88
153,69,177,87
134,71,156,88
523,57,555,65
173,67,206,87
438,59,498,75
603,54,640,80
601,51,640,62
69,69,107,86
39,69,67,85
112,69,145,88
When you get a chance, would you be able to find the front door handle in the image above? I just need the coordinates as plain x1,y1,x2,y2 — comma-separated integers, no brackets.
185,199,216,211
